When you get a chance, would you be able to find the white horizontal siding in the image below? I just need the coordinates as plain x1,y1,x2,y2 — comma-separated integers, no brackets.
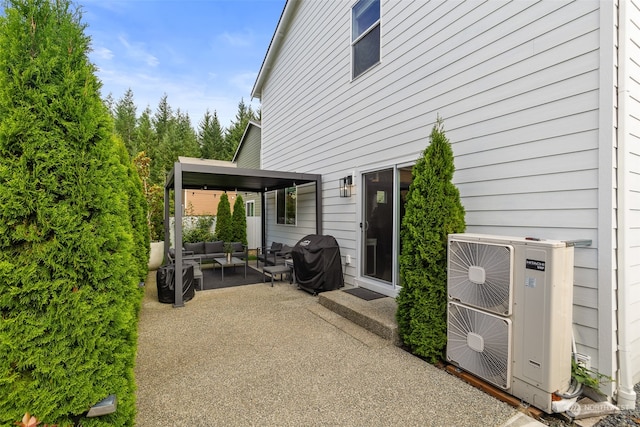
264,1,601,171
261,0,608,366
264,183,316,248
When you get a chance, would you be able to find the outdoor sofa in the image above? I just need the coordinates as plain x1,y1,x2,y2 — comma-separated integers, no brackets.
256,242,293,267
169,241,248,266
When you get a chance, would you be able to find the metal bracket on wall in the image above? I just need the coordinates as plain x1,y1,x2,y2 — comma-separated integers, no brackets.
564,240,593,247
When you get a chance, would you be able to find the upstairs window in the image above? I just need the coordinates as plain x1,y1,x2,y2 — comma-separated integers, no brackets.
276,187,296,225
352,0,380,78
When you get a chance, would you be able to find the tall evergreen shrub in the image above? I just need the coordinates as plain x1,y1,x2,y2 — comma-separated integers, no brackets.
214,193,232,242
0,1,143,424
396,118,466,363
231,194,247,245
114,139,149,284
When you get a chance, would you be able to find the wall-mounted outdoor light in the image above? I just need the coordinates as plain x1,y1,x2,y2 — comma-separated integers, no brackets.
339,175,353,197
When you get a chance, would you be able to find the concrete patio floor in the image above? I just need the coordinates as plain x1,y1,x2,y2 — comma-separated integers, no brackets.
135,270,542,426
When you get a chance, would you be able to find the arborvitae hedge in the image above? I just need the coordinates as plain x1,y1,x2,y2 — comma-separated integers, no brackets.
231,194,247,245
214,193,232,242
396,118,466,363
114,138,149,285
0,0,144,425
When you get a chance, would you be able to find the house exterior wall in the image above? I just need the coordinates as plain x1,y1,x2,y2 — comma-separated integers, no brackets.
183,190,237,216
257,0,640,388
235,123,263,216
235,123,262,169
264,183,316,247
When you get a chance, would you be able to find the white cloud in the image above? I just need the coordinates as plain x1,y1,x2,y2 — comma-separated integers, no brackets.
92,46,114,60
219,30,254,47
118,35,159,67
229,72,258,94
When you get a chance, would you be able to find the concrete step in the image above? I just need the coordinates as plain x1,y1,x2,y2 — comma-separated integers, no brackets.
318,289,401,346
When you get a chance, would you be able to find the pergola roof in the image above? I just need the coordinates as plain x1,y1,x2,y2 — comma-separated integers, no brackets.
165,161,321,193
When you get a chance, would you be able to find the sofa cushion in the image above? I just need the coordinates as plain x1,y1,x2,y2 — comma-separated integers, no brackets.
270,242,283,252
230,242,244,252
204,241,224,254
184,242,205,254
279,244,292,255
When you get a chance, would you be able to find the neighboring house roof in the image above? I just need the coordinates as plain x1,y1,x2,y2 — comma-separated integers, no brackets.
232,120,261,163
251,0,296,100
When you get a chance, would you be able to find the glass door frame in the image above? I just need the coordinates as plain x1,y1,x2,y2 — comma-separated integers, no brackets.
356,162,414,297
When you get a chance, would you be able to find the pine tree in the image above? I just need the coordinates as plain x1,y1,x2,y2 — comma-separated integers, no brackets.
150,94,173,183
136,106,154,163
104,93,115,115
215,193,233,242
113,88,138,158
0,1,143,424
174,110,200,158
198,109,225,159
395,117,466,363
224,99,255,160
152,93,173,144
231,194,247,245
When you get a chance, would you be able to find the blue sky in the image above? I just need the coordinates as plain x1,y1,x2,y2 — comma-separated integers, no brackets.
81,0,286,129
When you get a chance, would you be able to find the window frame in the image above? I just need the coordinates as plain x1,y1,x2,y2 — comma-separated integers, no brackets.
351,0,381,79
276,187,297,226
245,200,255,217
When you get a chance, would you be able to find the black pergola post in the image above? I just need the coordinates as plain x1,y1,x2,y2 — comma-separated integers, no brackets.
173,162,184,308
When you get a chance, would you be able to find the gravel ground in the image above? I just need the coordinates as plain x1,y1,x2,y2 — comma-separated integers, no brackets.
135,276,520,426
594,383,640,427
535,382,639,426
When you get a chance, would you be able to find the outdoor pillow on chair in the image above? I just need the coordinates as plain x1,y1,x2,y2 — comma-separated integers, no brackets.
184,242,205,254
278,244,292,257
204,241,224,254
269,242,283,253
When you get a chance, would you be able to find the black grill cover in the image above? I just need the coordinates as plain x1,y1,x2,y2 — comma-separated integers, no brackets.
292,235,344,292
156,264,195,304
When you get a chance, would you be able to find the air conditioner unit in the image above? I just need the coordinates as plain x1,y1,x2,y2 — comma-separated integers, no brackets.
446,233,575,413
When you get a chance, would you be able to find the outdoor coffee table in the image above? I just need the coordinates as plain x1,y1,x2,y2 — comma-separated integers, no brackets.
263,264,293,287
213,257,246,281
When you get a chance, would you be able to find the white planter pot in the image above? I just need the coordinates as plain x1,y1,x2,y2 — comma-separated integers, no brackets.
148,241,164,270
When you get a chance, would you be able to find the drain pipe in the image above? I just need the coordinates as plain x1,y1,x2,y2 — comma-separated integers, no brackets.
615,0,637,410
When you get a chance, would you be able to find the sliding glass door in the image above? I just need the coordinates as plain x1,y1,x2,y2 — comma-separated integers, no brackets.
363,169,393,282
361,166,413,288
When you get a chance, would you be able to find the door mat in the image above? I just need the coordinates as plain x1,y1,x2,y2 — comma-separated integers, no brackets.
343,287,387,301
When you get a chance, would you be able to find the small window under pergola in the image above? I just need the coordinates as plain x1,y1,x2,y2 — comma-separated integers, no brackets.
164,158,323,307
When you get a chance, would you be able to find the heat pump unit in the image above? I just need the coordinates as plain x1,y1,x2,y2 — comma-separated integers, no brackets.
446,233,575,413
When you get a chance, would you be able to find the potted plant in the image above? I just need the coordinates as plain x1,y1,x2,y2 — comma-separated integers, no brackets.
224,242,234,263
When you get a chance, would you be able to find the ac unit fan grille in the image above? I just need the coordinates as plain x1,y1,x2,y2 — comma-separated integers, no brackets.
448,239,513,315
447,302,512,390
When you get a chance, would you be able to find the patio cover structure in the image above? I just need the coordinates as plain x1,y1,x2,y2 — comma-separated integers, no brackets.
164,158,323,307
